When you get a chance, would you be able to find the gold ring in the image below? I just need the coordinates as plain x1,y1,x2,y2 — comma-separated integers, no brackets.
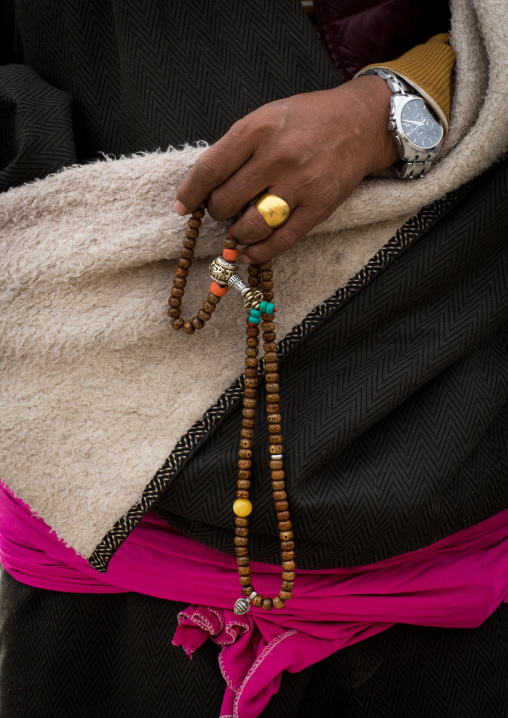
254,193,291,229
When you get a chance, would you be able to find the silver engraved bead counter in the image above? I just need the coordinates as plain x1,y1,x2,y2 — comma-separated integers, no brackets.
234,591,258,615
209,256,238,286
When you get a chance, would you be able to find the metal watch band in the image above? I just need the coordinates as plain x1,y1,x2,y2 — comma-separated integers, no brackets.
361,68,437,179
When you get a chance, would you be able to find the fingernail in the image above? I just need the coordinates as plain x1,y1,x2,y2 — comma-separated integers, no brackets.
173,200,188,215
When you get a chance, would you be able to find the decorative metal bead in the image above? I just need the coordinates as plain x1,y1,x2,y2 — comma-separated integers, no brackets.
270,453,283,461
209,256,238,286
234,591,258,615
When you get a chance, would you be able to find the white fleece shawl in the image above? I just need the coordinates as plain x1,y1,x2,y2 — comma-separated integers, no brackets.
1,0,507,560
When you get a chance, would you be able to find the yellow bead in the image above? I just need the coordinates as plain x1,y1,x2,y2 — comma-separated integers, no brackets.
233,499,252,517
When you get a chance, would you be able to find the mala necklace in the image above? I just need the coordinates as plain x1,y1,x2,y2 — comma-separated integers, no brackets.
168,202,295,614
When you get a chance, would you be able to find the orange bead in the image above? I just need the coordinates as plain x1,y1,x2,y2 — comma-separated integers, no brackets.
210,281,229,297
223,248,239,261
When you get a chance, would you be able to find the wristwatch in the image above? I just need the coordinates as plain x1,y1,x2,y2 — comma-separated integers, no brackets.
361,68,444,178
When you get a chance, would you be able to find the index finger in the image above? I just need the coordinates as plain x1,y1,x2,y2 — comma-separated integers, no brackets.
174,124,254,215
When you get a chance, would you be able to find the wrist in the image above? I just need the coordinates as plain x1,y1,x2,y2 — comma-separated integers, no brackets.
342,75,400,174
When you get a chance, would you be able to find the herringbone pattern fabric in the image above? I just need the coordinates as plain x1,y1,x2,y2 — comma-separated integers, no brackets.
2,0,338,177
2,570,507,717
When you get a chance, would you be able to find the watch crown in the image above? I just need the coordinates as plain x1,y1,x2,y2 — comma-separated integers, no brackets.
388,120,397,131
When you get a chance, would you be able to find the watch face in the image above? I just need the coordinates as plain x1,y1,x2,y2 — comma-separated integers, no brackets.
401,98,443,149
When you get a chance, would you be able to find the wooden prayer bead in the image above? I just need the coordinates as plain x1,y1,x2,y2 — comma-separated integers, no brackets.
268,424,282,434
242,418,255,429
183,238,196,249
237,490,250,499
224,237,237,249
279,590,292,601
266,393,280,403
273,491,286,501
278,521,292,531
252,594,264,608
281,540,294,550
203,301,216,313
266,383,279,394
264,343,277,353
235,516,249,527
259,261,272,270
245,378,259,389
263,332,276,342
197,309,211,322
242,408,255,419
234,536,248,547
245,368,258,378
263,291,274,301
269,444,283,455
174,277,187,288
168,307,181,319
282,550,295,560
247,337,259,347
282,571,295,581
176,267,189,278
180,247,193,259
183,321,195,334
246,347,258,357
236,556,250,566
235,547,248,556
207,292,221,305
241,428,254,439
235,527,249,537
248,265,260,275
272,481,285,491
275,501,289,511
191,317,205,330
240,437,252,448
268,414,281,424
273,596,285,609
280,530,294,540
178,257,192,269
242,585,254,596
188,218,201,228
265,373,279,383
262,598,273,611
239,575,252,586
271,470,285,480
269,435,283,445
238,565,251,574
264,352,278,363
185,228,198,239
238,459,251,470
172,318,184,330
277,510,290,520
245,357,258,368
262,322,275,332
169,296,181,308
243,399,256,409
237,479,251,490
192,208,205,219
248,276,259,286
260,280,273,291
238,448,252,459
281,580,294,591
265,365,279,376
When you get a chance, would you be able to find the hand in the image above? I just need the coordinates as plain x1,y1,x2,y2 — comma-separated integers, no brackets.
174,75,399,264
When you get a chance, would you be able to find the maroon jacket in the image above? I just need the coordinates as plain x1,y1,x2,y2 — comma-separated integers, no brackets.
314,0,451,80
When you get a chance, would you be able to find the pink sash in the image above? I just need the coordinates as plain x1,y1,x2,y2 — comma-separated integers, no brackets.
2,481,508,718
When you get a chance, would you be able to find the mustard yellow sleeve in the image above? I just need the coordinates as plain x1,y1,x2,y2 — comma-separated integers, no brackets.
357,33,456,134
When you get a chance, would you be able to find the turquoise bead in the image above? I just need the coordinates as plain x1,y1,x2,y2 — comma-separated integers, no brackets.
250,308,261,318
259,300,268,312
249,315,261,324
266,302,275,314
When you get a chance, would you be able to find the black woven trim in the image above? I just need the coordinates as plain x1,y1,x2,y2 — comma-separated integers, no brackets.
88,190,462,571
